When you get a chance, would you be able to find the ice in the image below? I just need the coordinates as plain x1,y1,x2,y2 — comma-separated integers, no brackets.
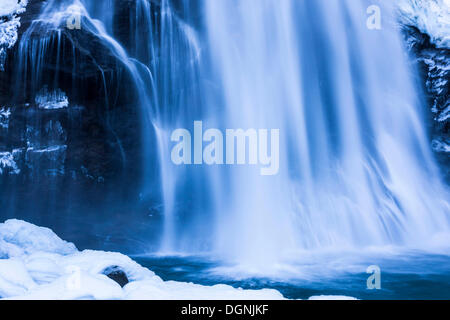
0,220,286,300
0,219,77,258
35,87,69,110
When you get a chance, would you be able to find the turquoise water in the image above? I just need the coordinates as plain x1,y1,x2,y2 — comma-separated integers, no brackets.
134,250,450,300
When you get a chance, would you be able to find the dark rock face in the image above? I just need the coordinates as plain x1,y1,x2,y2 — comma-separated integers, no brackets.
402,26,450,181
0,0,162,252
102,265,129,287
1,0,143,183
1,1,447,254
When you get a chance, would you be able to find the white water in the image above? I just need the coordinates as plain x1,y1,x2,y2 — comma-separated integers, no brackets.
201,0,450,268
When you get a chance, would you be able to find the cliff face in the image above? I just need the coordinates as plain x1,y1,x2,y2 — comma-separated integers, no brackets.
398,0,450,180
0,0,161,251
1,0,143,182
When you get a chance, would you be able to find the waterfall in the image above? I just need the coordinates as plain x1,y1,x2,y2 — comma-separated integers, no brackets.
8,0,450,271
200,0,450,267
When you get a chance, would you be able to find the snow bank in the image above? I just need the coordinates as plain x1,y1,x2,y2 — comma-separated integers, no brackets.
0,220,285,300
0,0,27,17
0,220,77,258
0,107,10,129
397,0,450,48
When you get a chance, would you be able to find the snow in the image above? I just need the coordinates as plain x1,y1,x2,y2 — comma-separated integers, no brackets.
419,52,450,121
0,220,77,258
11,271,124,300
27,145,67,154
0,107,10,129
0,0,27,17
124,280,282,300
437,105,450,122
0,16,20,48
308,295,358,300
0,220,286,300
397,0,450,48
0,145,69,176
432,138,450,153
0,259,36,297
0,0,28,71
0,151,20,175
35,87,69,110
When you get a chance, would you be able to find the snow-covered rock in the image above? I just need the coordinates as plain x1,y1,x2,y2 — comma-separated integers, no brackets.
0,107,10,129
397,0,450,181
308,295,358,300
0,220,285,300
0,0,28,71
0,151,20,175
432,138,450,153
35,87,69,110
397,0,450,48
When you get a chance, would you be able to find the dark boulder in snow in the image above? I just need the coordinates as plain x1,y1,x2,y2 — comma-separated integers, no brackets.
102,265,129,287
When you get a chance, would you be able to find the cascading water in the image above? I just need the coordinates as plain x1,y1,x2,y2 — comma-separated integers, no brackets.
7,0,450,275
202,0,450,268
